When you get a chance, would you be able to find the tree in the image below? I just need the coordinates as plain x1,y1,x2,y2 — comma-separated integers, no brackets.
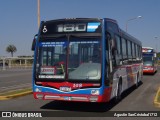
6,44,17,57
157,52,160,58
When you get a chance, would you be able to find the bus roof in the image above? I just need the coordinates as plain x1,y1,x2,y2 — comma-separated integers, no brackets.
43,18,101,23
142,47,154,49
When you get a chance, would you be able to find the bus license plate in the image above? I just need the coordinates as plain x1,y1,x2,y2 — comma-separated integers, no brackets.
60,87,71,92
64,96,69,100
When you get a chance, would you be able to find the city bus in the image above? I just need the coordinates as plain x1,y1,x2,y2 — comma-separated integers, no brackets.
32,18,143,102
142,47,158,74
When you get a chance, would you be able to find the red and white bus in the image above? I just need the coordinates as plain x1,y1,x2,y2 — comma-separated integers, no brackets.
32,18,143,102
142,47,158,74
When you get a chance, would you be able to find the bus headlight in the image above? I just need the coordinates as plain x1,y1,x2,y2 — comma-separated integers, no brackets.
36,94,43,99
35,88,42,92
91,90,100,95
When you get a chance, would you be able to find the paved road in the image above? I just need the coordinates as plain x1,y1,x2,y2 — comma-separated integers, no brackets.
111,71,160,111
0,74,159,110
0,68,160,119
0,69,32,92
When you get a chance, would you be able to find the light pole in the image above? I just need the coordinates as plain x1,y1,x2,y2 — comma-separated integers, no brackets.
37,0,40,28
154,36,158,52
126,16,142,32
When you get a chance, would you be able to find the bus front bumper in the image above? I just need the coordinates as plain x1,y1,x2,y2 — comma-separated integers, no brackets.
33,90,111,103
143,69,155,74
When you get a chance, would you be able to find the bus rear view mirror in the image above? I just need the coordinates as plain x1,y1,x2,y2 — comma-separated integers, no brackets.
31,38,35,51
31,34,38,51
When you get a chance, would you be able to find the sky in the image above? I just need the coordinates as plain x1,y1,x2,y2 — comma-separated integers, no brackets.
0,0,160,57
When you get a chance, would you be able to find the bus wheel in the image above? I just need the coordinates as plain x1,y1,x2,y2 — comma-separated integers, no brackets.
115,79,122,102
136,73,139,88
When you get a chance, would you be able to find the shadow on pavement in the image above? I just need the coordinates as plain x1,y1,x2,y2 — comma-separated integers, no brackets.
41,99,116,112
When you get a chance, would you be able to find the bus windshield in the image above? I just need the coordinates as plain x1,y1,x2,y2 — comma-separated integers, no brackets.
143,56,153,66
37,36,101,82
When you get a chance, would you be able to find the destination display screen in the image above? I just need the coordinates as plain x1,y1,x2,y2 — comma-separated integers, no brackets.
40,20,101,35
142,48,153,53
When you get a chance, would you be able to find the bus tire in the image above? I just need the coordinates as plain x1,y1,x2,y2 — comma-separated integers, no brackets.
115,79,122,102
136,73,139,88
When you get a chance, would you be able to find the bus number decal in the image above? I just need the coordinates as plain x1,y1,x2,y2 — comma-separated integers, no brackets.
57,24,86,32
73,83,82,88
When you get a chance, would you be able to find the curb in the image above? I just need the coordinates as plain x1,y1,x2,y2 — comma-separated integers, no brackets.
0,90,32,100
154,87,160,107
0,96,10,100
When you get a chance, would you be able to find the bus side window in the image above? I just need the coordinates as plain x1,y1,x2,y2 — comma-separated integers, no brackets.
115,35,122,66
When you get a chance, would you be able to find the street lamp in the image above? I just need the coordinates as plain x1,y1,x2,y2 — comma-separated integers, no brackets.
37,0,40,28
126,16,142,32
